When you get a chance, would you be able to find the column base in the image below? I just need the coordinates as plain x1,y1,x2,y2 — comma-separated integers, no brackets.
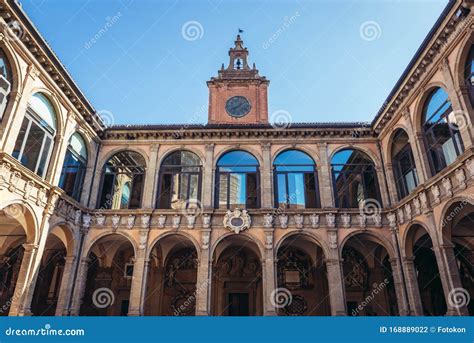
127,308,142,316
196,310,210,316
335,311,347,316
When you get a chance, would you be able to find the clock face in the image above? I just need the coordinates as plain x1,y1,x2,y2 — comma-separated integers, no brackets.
225,96,251,118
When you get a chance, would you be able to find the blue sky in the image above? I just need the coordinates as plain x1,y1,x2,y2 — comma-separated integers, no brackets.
21,0,448,125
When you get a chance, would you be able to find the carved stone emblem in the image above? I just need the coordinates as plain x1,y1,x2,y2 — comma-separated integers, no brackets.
223,208,251,234
202,214,211,229
341,213,351,228
172,215,181,229
157,215,166,228
328,230,337,249
326,213,336,228
294,214,304,229
126,215,135,229
111,214,120,231
263,214,273,228
310,214,319,228
279,214,288,229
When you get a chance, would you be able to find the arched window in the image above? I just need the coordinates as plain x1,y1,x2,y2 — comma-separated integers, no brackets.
391,129,419,200
422,87,464,175
156,150,202,209
59,133,88,201
12,93,56,178
215,150,259,209
98,151,146,209
0,49,12,118
273,150,320,209
331,149,381,208
464,45,474,106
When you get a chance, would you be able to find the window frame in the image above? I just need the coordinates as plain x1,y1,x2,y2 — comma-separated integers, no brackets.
12,108,55,178
273,150,320,209
156,151,203,209
97,151,146,210
330,149,382,209
422,88,464,176
214,151,260,209
392,142,418,200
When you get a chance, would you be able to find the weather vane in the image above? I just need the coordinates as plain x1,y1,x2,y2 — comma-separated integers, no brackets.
238,28,244,34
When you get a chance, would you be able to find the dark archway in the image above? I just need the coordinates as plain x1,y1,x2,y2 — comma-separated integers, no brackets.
276,234,330,315
211,235,263,316
80,234,135,316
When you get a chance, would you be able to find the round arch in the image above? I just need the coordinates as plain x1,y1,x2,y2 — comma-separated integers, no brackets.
214,146,263,167
83,230,138,259
274,231,330,260
147,231,201,262
210,232,264,262
27,88,65,135
403,221,434,257
47,222,76,256
384,125,411,163
157,147,205,167
329,145,381,169
339,230,396,260
438,196,474,246
99,147,149,170
412,82,450,134
0,200,39,245
453,32,474,90
271,146,321,166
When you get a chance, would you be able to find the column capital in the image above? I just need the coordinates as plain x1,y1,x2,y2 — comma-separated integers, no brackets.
22,243,39,252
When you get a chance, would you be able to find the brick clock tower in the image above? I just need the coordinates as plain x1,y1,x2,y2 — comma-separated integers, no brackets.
207,35,269,124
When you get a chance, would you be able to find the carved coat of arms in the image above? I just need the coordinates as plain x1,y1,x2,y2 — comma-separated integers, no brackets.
223,208,251,234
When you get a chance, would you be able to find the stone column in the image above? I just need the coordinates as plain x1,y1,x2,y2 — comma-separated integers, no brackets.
260,143,273,209
8,243,38,316
317,143,334,208
128,228,149,316
375,166,390,207
388,227,409,315
1,64,37,153
402,109,429,183
385,163,399,204
202,144,215,209
324,258,347,315
69,257,90,316
262,229,276,316
401,257,423,316
142,144,160,209
434,243,469,316
389,258,409,315
55,256,77,316
195,229,211,315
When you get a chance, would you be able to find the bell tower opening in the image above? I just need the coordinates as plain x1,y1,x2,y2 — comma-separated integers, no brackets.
207,34,270,124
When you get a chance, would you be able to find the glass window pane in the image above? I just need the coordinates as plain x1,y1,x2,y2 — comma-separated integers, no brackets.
218,174,228,208
189,174,199,201
22,121,45,173
274,150,314,165
129,174,144,209
229,173,246,208
29,93,56,130
170,173,180,209
304,173,317,208
12,117,28,160
99,174,115,209
287,173,305,209
246,173,258,208
158,174,172,209
36,136,52,177
277,173,287,206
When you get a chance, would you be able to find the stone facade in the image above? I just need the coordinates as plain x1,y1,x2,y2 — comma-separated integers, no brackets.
0,0,473,317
